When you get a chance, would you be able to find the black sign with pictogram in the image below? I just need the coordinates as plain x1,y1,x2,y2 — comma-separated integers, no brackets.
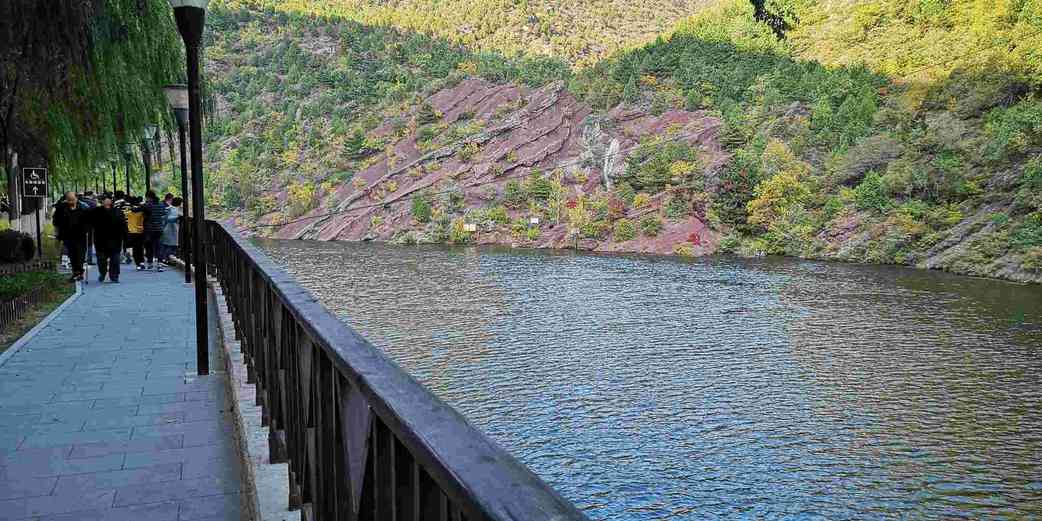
21,168,48,198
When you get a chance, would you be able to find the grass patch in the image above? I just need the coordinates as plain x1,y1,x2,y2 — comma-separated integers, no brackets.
0,271,75,353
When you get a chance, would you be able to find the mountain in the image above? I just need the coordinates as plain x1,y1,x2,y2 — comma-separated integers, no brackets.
202,0,1042,282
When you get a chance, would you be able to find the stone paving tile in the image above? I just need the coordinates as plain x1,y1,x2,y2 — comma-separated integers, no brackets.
68,434,184,458
0,269,241,521
176,493,241,520
0,488,117,519
123,445,228,470
53,463,183,494
36,501,181,521
113,476,239,507
0,476,57,500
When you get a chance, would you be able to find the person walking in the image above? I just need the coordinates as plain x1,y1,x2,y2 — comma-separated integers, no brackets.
81,191,98,266
141,190,168,272
160,197,181,264
52,191,90,281
89,194,127,283
125,196,146,269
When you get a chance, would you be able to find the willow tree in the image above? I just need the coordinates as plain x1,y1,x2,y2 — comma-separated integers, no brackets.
0,0,183,219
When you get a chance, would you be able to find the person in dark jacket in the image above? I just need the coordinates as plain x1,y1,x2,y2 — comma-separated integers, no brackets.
52,191,90,281
81,191,98,266
140,190,168,272
89,194,128,283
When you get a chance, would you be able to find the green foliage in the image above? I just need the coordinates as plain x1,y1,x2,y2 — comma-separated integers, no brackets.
526,227,541,241
984,99,1042,161
1022,247,1042,272
639,215,664,236
581,220,611,239
503,180,529,208
287,182,316,218
0,271,68,302
417,102,441,125
621,138,703,192
664,194,690,220
853,171,892,213
411,193,433,223
449,218,472,243
3,0,183,185
613,218,637,241
1013,213,1042,249
614,182,636,204
0,230,35,263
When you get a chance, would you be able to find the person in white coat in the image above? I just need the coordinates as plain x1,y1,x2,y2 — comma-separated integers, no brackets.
160,197,181,264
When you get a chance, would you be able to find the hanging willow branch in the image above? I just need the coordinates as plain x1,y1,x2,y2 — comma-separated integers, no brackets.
0,0,183,188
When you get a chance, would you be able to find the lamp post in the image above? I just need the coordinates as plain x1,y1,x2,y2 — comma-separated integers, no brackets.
170,0,210,375
110,158,118,195
142,125,156,195
164,84,191,284
122,144,134,195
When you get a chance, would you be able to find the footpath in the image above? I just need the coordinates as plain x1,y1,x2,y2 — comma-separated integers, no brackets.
0,267,241,520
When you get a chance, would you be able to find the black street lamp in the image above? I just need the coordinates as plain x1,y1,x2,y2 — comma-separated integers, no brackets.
122,144,134,195
142,125,157,195
170,0,210,375
164,84,191,284
110,158,118,195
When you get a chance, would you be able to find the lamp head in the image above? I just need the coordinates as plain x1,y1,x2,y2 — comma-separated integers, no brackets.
168,0,209,8
163,84,190,129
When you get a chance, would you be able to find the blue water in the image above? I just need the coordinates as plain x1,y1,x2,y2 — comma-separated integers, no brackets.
260,239,1042,520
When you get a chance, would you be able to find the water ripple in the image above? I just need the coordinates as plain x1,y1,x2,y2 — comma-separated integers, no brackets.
259,240,1042,520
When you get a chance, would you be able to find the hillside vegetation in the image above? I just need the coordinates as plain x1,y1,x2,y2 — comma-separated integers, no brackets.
204,0,1042,282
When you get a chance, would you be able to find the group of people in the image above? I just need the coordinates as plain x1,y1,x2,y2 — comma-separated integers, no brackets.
52,189,183,282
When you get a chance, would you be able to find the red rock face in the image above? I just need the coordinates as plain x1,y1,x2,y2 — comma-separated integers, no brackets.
258,77,728,257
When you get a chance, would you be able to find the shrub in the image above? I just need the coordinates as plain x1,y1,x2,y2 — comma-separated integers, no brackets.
664,194,690,220
639,215,663,236
526,227,540,241
417,102,441,125
614,182,636,204
411,193,433,223
0,271,66,301
621,138,702,192
580,220,611,239
458,142,480,162
984,99,1042,160
1013,213,1042,249
1022,247,1042,272
526,174,555,201
417,125,438,144
0,230,35,263
613,219,637,241
748,173,806,228
673,243,695,257
1023,156,1042,190
503,180,529,208
287,183,316,218
853,171,892,213
633,193,651,208
443,189,465,213
485,206,510,225
449,218,472,243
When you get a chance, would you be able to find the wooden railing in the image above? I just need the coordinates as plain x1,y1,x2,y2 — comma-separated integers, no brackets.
205,220,589,521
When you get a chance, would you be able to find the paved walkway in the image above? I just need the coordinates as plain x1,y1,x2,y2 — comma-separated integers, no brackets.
0,267,241,520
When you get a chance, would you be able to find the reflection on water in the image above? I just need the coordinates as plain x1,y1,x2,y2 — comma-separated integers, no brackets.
257,239,1042,520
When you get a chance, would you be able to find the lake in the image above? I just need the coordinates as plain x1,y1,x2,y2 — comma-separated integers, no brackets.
257,239,1042,520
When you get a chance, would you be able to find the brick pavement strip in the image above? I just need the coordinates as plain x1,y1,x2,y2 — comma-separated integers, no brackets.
0,269,242,521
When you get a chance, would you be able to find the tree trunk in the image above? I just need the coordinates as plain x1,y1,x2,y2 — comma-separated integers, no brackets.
4,145,18,222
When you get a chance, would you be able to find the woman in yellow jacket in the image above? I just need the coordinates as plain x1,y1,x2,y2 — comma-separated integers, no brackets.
124,195,146,269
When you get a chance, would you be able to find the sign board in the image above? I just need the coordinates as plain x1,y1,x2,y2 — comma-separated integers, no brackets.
530,217,540,225
21,168,48,198
463,223,477,233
